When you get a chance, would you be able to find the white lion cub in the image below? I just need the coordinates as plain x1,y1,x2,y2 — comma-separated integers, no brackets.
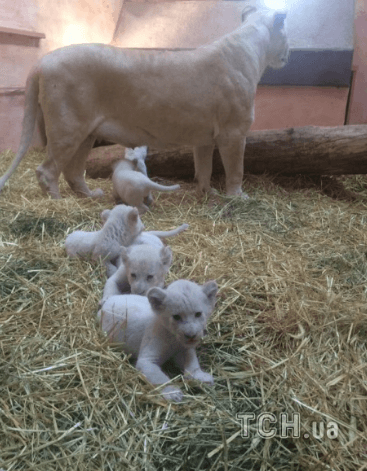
101,223,189,301
65,204,144,276
101,244,172,300
112,148,180,214
98,279,218,402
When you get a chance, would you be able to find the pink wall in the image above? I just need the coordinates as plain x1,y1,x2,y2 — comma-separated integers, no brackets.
253,87,349,130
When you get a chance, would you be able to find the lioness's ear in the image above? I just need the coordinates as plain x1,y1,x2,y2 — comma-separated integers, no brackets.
241,5,256,23
273,12,286,31
127,207,139,224
101,209,111,223
148,287,167,312
160,246,172,269
120,246,128,264
202,280,218,307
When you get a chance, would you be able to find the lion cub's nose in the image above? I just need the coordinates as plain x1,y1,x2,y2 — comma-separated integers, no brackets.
184,333,197,340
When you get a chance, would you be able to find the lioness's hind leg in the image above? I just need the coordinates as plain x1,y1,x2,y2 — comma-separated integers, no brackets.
193,144,214,195
63,136,103,198
36,156,62,199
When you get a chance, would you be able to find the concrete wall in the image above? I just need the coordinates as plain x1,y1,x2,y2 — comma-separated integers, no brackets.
112,1,244,48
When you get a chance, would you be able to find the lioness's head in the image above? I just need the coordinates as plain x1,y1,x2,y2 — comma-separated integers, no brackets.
243,7,289,70
121,244,172,295
267,12,289,69
147,280,218,347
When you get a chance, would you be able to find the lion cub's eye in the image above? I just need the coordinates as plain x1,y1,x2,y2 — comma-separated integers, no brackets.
130,273,136,279
147,275,154,281
195,312,202,318
172,314,181,321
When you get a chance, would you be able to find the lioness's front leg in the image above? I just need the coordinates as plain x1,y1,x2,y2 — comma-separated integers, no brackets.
216,135,247,196
193,144,214,195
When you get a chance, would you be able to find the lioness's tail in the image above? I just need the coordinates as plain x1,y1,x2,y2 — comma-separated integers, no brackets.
147,223,189,239
148,181,180,192
0,67,40,193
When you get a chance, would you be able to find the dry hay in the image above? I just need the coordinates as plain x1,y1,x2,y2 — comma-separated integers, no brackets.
1,148,367,471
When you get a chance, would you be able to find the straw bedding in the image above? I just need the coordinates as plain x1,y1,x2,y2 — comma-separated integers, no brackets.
1,148,367,470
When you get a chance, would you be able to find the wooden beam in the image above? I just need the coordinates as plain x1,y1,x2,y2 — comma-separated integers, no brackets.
0,26,45,39
86,125,367,179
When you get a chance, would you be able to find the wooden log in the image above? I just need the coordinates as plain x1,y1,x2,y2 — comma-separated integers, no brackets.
85,125,367,179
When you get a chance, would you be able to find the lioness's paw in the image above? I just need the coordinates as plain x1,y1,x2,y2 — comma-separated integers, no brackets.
225,187,250,199
90,188,104,198
161,385,183,402
186,370,214,384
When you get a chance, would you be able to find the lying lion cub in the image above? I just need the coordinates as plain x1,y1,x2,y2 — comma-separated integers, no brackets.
112,157,180,214
98,279,218,402
101,223,188,301
65,204,144,276
102,244,172,302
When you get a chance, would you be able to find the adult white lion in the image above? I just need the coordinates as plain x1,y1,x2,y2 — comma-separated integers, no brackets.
0,7,288,199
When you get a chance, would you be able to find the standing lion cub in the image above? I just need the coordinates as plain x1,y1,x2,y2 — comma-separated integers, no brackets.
112,157,180,214
98,279,218,402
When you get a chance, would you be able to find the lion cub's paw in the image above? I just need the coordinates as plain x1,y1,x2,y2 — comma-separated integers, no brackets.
161,385,183,403
185,370,214,385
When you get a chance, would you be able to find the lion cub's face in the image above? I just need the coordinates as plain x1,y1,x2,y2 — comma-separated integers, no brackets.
121,244,172,295
148,280,218,347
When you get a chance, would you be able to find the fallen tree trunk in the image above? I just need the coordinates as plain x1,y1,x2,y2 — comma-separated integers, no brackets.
86,125,367,179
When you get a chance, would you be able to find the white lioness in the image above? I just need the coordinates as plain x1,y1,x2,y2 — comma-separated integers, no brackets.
101,223,188,300
98,279,218,402
65,204,144,276
112,158,180,214
0,8,288,199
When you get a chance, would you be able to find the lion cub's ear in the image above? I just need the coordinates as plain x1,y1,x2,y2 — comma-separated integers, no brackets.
160,246,172,269
148,287,167,312
101,209,111,223
202,280,218,308
127,207,139,224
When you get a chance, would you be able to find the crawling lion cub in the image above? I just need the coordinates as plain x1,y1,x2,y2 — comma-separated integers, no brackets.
112,156,180,214
101,223,188,300
98,279,218,402
65,204,144,276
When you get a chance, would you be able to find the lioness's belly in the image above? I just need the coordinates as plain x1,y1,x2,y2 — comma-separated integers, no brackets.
94,119,215,149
